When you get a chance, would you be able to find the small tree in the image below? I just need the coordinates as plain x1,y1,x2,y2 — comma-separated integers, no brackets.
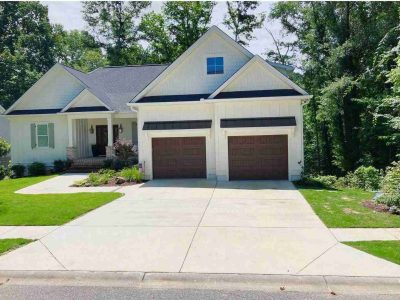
113,139,137,161
0,138,10,157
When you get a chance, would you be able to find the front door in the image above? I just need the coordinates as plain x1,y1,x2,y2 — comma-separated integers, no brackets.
95,125,119,156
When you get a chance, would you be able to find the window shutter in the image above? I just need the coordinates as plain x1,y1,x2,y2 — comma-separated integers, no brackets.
48,123,55,149
30,124,36,149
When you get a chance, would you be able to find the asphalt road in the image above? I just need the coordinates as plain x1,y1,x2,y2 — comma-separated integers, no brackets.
0,285,398,300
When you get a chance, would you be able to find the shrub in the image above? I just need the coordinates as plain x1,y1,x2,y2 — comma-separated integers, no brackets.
85,169,116,186
296,174,337,189
353,166,382,191
0,165,9,180
120,166,143,183
28,162,46,176
0,138,10,157
53,160,69,173
10,164,25,178
377,161,400,207
113,139,137,162
103,159,114,169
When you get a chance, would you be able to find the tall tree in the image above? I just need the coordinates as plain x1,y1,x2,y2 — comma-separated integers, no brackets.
223,1,265,46
82,1,150,65
0,2,55,109
270,1,400,174
140,1,215,62
53,25,108,72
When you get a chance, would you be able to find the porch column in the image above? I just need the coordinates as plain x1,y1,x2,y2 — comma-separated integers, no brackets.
66,117,77,160
106,114,114,158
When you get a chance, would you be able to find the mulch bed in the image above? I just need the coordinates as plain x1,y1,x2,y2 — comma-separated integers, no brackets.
362,200,390,213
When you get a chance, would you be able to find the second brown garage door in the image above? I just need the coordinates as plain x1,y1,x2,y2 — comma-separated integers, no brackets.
152,137,206,179
228,135,288,180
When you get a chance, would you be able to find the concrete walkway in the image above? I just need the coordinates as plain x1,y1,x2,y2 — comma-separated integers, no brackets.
1,176,400,277
330,228,400,241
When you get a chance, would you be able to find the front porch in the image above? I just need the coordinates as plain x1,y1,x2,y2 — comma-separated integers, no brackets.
65,112,137,165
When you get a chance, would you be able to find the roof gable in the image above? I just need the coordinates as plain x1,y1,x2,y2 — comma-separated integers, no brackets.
131,26,253,102
61,89,111,112
5,64,85,115
209,56,307,99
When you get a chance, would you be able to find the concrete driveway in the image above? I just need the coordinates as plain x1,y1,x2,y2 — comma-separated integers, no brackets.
1,179,400,276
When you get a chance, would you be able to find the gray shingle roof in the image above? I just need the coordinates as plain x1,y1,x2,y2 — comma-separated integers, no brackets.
61,64,168,112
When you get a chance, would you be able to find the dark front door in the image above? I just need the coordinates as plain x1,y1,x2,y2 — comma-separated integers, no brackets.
95,125,119,156
152,137,206,179
228,135,288,180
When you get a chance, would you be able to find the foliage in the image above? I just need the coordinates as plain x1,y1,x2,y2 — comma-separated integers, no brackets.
0,165,9,180
0,2,55,109
296,174,337,189
28,162,46,176
335,166,382,191
0,138,10,157
113,139,137,162
345,241,400,266
270,2,400,175
0,239,32,255
53,160,70,173
82,1,150,65
103,159,114,169
120,166,143,183
140,1,215,62
377,161,400,207
53,25,108,72
10,165,25,178
223,1,265,46
84,169,117,186
0,175,121,225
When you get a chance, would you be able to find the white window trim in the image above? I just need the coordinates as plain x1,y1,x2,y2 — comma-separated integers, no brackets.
36,122,49,149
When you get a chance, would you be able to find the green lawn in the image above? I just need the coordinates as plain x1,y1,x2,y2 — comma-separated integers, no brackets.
345,241,400,265
0,238,33,255
296,185,400,228
0,176,122,225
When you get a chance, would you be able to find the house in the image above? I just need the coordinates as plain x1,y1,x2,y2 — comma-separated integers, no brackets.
4,26,310,181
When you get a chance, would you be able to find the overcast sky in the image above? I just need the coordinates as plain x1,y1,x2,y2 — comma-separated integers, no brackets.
44,1,284,57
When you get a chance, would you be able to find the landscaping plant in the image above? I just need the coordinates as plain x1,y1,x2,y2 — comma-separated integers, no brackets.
28,162,46,176
113,139,137,162
377,161,400,210
10,165,25,178
120,166,143,183
0,138,10,158
0,165,9,180
53,160,69,173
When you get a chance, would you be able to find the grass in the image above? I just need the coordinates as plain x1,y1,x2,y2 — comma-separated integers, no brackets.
0,238,33,255
296,185,400,228
344,241,400,265
0,176,122,225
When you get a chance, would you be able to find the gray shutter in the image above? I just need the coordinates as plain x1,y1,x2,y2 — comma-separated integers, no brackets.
48,123,55,149
30,124,36,149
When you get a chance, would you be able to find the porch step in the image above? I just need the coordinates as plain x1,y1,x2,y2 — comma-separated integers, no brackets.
67,157,106,173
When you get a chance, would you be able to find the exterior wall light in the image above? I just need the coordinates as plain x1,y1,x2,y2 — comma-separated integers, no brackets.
119,124,123,134
89,125,94,134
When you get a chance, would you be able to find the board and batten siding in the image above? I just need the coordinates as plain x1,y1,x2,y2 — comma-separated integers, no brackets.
9,115,68,166
136,99,304,181
147,33,250,96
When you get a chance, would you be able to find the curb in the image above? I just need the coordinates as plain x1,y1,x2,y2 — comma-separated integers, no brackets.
1,271,400,294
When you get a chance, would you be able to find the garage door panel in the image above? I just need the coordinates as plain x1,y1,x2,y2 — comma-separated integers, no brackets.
152,137,206,179
228,135,288,180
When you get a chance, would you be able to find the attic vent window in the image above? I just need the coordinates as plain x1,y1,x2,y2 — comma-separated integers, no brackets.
207,57,224,74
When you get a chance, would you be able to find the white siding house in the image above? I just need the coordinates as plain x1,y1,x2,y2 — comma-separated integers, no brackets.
5,26,310,180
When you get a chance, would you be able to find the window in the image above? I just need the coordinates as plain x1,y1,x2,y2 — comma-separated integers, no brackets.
207,57,224,74
37,123,49,147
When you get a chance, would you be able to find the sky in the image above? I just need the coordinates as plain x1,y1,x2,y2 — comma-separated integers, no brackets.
44,1,284,57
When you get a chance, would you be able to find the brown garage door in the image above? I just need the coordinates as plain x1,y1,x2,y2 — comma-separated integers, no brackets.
228,135,288,180
152,137,206,179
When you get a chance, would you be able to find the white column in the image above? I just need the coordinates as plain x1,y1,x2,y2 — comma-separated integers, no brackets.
107,114,113,146
68,117,74,147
